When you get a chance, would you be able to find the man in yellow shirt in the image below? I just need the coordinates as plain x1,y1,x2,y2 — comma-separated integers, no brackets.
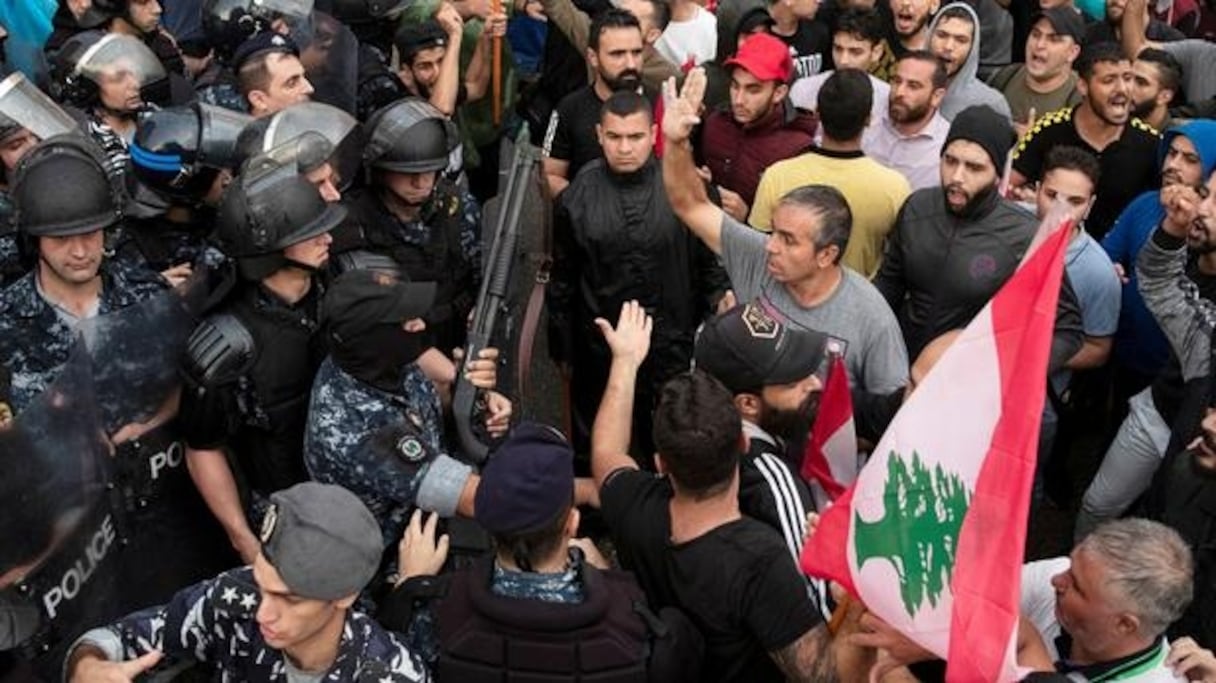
749,69,910,277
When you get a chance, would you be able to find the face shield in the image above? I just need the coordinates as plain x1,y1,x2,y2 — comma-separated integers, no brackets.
262,101,359,189
0,72,81,142
74,34,168,109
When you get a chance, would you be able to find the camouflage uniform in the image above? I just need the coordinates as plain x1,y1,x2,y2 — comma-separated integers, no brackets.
0,190,21,288
304,357,473,546
0,267,163,414
71,566,430,682
107,215,230,286
196,61,251,114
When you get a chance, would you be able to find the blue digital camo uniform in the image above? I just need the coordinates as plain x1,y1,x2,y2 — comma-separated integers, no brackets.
304,357,474,546
73,566,430,682
0,267,163,413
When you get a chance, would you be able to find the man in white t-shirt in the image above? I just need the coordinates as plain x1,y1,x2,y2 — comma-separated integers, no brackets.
653,0,716,68
1020,518,1194,681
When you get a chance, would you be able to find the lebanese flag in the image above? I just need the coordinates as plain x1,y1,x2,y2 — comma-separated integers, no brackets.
800,210,1073,682
800,354,858,510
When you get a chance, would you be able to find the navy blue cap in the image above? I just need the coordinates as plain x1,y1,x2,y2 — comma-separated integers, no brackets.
232,31,298,72
475,422,574,535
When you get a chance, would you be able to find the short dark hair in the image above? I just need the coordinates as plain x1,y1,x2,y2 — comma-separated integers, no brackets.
935,5,975,32
897,49,948,90
1077,41,1127,80
652,370,742,499
1043,145,1101,190
493,502,573,571
237,50,278,97
818,68,872,141
589,7,641,51
639,0,671,32
601,89,653,123
1137,47,1183,94
834,7,886,45
777,185,852,264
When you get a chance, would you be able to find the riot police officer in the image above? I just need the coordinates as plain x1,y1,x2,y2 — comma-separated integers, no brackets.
179,156,345,564
67,0,186,77
235,100,358,202
50,31,169,184
0,134,163,414
0,71,83,287
196,0,309,112
334,98,481,358
304,268,511,548
119,101,251,286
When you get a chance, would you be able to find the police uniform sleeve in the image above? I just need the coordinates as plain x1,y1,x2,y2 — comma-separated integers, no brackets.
68,569,250,671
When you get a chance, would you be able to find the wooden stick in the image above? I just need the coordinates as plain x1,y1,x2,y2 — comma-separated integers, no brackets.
491,0,503,126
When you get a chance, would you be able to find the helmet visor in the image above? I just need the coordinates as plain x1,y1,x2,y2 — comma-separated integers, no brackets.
263,102,359,189
0,72,80,142
196,103,254,170
75,34,167,91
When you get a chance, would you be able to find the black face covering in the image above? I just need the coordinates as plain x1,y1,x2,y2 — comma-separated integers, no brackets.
332,322,428,392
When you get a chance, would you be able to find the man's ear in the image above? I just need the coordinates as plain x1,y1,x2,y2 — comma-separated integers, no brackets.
773,82,790,104
644,27,662,45
246,89,268,114
596,122,605,147
334,592,358,610
653,452,666,473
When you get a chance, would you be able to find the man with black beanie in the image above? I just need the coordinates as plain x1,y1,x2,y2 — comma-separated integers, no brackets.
875,104,1085,367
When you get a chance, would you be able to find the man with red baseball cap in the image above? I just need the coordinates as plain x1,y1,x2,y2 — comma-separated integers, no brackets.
697,32,817,222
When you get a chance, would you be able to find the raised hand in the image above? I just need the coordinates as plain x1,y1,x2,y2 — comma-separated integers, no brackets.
661,68,707,145
594,300,653,369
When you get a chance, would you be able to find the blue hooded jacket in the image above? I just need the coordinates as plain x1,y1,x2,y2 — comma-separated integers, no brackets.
1102,120,1216,377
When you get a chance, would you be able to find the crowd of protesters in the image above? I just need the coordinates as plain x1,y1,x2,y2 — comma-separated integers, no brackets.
5,0,1216,680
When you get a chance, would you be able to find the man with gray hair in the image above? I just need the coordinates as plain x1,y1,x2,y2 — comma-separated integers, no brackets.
1020,518,1194,679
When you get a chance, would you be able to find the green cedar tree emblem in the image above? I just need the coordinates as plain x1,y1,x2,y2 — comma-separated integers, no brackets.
853,450,972,618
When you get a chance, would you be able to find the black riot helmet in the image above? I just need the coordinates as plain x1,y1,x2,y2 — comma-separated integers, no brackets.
363,97,457,175
203,0,314,61
235,101,359,190
328,0,414,22
129,103,253,207
217,153,346,279
51,31,169,111
11,134,123,238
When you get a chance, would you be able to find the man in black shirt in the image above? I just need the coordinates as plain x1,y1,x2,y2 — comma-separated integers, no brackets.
591,301,835,682
767,0,832,79
542,8,650,196
1011,42,1160,239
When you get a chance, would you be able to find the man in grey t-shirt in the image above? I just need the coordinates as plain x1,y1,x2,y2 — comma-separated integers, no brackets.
661,68,909,394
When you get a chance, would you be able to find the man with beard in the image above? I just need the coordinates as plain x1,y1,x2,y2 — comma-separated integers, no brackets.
750,69,910,278
887,0,939,57
1123,0,1216,103
698,32,817,222
874,104,1084,363
1011,42,1160,240
693,301,821,567
1076,121,1216,541
924,2,1012,121
862,49,951,191
1085,0,1186,47
1137,165,1216,649
543,8,649,197
990,7,1084,137
1130,48,1183,133
663,68,909,396
549,89,728,462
